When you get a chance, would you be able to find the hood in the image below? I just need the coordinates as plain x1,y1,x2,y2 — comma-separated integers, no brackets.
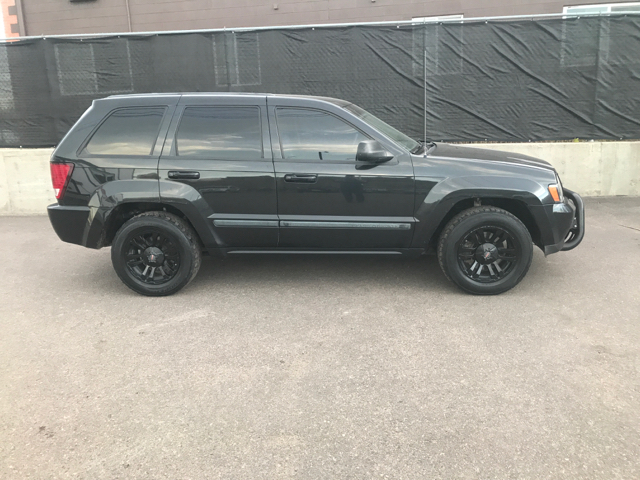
429,143,555,172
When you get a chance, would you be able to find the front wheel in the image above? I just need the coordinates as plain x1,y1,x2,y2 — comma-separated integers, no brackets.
111,211,202,296
437,206,533,295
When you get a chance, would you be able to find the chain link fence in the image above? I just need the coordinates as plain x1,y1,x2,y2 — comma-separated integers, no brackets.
1,14,639,148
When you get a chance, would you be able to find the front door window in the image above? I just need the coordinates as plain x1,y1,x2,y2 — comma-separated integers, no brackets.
276,108,368,162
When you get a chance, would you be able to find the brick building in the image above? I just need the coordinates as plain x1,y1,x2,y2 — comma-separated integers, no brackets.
3,0,640,37
1,0,23,38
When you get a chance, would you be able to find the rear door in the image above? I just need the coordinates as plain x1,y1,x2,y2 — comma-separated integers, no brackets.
159,95,277,248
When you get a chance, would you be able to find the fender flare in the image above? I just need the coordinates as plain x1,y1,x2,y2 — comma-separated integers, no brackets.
411,175,547,249
157,179,221,249
82,179,218,249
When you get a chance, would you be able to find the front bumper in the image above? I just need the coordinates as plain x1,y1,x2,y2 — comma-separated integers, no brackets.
560,189,585,251
537,188,585,255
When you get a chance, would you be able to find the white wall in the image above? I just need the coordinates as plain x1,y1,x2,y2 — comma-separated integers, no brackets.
0,142,638,216
475,141,640,197
0,148,55,215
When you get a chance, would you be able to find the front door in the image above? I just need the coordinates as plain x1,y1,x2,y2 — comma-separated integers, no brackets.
159,95,278,248
270,105,415,249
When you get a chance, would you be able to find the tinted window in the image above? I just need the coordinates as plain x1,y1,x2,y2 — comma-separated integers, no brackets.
85,107,165,156
276,108,368,161
176,107,262,159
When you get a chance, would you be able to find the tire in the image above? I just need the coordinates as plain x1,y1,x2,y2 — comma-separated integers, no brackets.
437,206,533,295
111,211,202,296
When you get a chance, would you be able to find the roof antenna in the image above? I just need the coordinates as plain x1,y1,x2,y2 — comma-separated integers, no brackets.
423,21,428,145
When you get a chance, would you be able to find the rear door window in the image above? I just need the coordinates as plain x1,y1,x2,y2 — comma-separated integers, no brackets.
175,106,262,159
84,107,166,156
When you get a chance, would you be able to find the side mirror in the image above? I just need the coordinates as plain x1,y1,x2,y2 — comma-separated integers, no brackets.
356,140,394,164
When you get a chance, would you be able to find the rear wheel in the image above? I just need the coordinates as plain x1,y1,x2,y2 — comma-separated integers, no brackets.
111,211,201,296
437,206,533,295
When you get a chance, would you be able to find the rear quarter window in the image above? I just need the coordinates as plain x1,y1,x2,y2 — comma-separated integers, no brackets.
83,107,166,156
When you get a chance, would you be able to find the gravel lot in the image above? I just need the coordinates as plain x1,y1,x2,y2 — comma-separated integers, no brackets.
1,197,639,479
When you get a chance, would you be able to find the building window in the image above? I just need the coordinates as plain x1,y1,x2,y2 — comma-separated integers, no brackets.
412,15,464,77
213,32,262,87
54,39,134,96
412,15,464,22
561,3,640,67
563,2,640,15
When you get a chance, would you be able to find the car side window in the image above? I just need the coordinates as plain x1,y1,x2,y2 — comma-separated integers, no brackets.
175,106,262,159
84,107,166,156
276,108,369,162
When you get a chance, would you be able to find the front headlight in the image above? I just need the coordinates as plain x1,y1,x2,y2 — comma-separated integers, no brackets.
555,173,564,202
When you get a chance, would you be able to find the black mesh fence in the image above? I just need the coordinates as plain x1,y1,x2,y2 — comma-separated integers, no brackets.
1,15,640,148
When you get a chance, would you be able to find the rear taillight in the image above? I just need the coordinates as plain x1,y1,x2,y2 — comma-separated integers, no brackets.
50,162,74,200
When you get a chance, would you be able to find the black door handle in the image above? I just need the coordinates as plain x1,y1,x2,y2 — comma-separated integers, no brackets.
168,171,200,180
284,174,317,183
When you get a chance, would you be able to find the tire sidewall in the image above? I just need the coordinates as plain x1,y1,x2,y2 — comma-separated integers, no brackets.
443,212,533,295
111,216,195,296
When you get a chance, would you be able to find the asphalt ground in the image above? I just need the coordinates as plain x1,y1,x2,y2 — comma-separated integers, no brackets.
1,196,639,479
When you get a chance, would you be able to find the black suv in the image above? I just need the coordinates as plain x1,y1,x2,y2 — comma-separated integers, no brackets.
48,93,584,296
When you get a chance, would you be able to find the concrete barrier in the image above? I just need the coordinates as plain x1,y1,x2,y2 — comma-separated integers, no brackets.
0,142,638,215
474,141,640,197
0,148,55,216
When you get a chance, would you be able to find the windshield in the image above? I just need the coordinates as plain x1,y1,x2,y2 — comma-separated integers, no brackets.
343,103,421,153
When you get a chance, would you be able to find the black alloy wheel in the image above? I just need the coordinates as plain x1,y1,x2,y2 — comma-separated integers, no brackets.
125,230,181,285
111,211,201,296
438,206,533,295
457,226,517,283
